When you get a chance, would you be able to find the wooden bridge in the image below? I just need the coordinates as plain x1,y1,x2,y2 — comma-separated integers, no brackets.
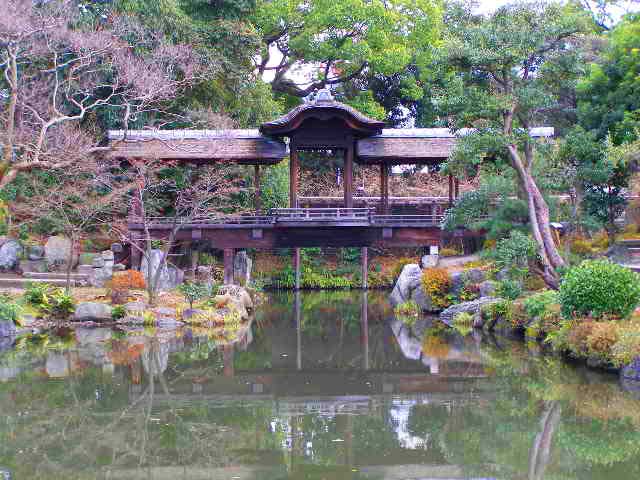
108,89,552,285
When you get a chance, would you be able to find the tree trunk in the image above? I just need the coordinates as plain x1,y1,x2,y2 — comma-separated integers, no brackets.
1,49,18,187
65,231,75,293
508,145,564,289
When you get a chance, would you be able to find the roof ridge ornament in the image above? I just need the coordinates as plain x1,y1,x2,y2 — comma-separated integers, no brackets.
315,88,334,103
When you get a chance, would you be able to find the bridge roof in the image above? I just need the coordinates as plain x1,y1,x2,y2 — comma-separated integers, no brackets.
260,89,385,137
106,127,554,164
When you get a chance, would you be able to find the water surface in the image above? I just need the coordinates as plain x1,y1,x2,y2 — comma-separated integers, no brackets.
1,290,640,479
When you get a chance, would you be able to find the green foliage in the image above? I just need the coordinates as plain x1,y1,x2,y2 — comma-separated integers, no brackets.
24,282,52,307
496,280,523,301
260,161,289,211
560,260,640,318
178,282,210,309
453,311,474,336
252,0,442,95
41,289,76,319
523,290,560,319
111,305,126,321
0,295,22,324
577,13,640,144
487,231,538,280
395,300,421,326
23,283,76,319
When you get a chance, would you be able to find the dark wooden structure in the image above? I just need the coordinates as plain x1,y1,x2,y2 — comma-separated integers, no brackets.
108,89,553,286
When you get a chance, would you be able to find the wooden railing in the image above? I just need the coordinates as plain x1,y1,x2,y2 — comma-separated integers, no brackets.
131,209,444,227
269,207,374,221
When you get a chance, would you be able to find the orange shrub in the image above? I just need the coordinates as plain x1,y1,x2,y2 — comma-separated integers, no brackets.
421,267,452,309
566,321,595,356
587,322,620,358
109,270,146,290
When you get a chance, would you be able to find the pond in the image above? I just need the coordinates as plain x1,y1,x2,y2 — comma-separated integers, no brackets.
1,290,640,479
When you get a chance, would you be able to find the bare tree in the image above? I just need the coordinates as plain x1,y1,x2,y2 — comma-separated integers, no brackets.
0,0,209,190
110,160,244,306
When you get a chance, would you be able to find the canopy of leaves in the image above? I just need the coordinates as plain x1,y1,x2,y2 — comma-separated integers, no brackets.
577,13,640,144
252,0,442,97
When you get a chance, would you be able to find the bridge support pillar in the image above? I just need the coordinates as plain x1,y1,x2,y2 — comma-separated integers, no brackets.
293,247,301,290
361,247,368,289
254,165,262,213
223,248,235,285
344,140,354,208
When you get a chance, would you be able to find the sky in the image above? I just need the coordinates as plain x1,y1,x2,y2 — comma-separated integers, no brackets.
476,0,640,20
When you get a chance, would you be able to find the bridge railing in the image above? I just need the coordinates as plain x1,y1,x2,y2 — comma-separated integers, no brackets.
371,214,444,226
131,210,444,227
269,207,374,221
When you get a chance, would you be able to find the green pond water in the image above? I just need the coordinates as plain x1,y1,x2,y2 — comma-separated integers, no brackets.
1,290,640,480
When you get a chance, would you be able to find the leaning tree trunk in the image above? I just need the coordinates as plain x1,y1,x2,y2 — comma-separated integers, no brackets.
508,145,565,289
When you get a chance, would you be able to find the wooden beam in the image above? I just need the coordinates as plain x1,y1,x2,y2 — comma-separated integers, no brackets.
344,141,354,208
290,141,299,208
223,248,235,284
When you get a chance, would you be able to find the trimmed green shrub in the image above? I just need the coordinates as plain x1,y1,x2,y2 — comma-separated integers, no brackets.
560,260,640,319
178,282,210,309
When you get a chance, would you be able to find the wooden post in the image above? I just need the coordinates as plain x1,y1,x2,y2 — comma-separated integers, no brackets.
254,165,262,213
361,247,368,289
454,177,460,199
380,163,390,214
290,141,299,208
223,248,235,284
448,174,454,207
344,142,354,208
293,247,301,290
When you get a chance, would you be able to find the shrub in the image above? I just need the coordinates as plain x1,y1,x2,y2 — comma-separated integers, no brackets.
492,231,538,274
422,334,450,358
440,247,462,257
570,237,594,255
453,311,474,335
41,289,75,318
111,305,126,320
108,270,146,305
560,260,640,319
611,330,640,367
497,279,523,300
24,282,52,307
0,295,22,324
395,300,421,326
110,270,146,290
566,321,595,356
524,274,547,291
178,282,210,309
510,300,529,328
586,322,620,359
523,290,560,319
421,268,452,309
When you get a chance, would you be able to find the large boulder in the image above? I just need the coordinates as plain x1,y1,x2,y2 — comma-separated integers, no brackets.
73,302,113,321
390,264,422,306
89,250,115,287
45,236,76,269
479,280,498,298
621,357,640,381
0,240,22,271
28,245,45,260
141,249,184,291
440,297,502,327
0,321,16,338
234,250,253,286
